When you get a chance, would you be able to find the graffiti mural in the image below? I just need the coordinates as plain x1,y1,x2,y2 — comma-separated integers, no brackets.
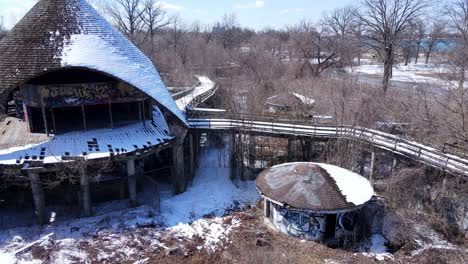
21,82,146,107
270,203,326,241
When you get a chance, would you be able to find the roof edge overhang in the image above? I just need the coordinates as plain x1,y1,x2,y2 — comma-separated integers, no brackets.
6,66,188,128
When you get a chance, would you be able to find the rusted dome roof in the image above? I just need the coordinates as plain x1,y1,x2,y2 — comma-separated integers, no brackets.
0,0,185,124
256,162,374,212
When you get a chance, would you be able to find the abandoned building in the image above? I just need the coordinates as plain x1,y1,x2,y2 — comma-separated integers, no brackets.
265,92,315,115
0,0,197,225
256,162,374,243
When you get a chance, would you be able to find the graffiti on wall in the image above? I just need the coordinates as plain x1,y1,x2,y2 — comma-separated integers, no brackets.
21,82,146,107
269,202,361,242
270,203,326,241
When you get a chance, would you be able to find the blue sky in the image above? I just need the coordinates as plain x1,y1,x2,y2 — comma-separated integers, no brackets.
0,0,355,30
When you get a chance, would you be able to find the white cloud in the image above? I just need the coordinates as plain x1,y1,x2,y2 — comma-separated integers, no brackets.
235,1,265,9
157,1,184,11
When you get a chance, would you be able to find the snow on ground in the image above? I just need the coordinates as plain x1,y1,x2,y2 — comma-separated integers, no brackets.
361,234,394,261
0,135,259,263
349,63,464,89
176,76,216,110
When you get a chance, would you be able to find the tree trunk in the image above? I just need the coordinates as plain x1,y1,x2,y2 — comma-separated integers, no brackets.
80,172,92,217
127,159,137,207
415,43,421,64
383,47,393,93
28,172,47,225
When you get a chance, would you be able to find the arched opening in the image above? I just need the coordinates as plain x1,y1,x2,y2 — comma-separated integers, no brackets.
19,68,152,134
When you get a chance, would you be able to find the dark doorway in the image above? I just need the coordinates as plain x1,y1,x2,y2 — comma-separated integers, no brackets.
325,214,337,239
28,107,45,133
85,104,111,130
112,102,141,126
53,106,84,134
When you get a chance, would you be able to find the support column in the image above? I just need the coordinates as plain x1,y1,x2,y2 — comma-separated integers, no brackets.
188,133,195,180
230,132,238,180
248,134,256,168
287,138,294,162
173,139,186,194
28,171,47,225
80,171,92,217
370,150,376,183
391,155,398,174
41,105,49,136
264,199,271,218
359,151,366,175
127,159,138,207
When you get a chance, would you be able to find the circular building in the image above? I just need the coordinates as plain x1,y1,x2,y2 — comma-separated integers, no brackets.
256,162,374,242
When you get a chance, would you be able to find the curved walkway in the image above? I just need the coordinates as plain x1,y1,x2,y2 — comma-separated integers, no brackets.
188,116,468,177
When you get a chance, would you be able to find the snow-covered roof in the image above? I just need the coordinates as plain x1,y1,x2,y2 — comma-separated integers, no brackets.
0,0,185,124
256,162,374,212
0,107,173,165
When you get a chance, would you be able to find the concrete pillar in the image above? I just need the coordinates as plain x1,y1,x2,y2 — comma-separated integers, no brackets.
264,199,271,218
127,159,138,207
248,134,256,168
230,132,238,180
370,150,376,183
287,138,294,162
173,141,186,194
391,155,398,174
28,171,47,225
80,172,92,217
188,133,195,180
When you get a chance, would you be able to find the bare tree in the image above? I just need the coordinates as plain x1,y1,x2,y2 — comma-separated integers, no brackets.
414,19,426,64
446,0,468,89
140,0,169,53
357,0,430,93
293,20,340,77
424,21,446,64
107,0,144,43
323,6,359,68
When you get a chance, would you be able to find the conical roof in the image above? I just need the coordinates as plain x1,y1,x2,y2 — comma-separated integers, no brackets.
0,0,186,124
256,162,374,212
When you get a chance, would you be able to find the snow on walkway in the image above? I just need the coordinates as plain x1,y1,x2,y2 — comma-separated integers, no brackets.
0,136,259,263
176,76,216,110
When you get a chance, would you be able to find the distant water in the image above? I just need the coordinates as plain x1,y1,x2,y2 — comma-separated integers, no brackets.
402,39,458,52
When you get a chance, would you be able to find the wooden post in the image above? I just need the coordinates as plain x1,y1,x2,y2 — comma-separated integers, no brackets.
81,105,87,131
142,100,146,124
80,170,92,217
230,132,238,180
360,151,366,175
264,199,271,218
28,171,47,225
391,155,398,175
188,133,195,180
41,104,49,136
173,139,186,194
287,138,294,162
138,101,143,121
370,150,376,183
248,134,256,168
51,108,56,134
127,159,137,207
108,102,114,129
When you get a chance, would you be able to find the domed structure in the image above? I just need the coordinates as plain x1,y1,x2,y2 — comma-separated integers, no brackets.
0,0,184,124
256,162,374,242
0,0,193,224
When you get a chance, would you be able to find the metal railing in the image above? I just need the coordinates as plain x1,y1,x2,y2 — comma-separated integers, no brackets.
188,116,468,177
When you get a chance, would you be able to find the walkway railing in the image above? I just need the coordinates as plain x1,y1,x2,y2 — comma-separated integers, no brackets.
188,116,468,177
